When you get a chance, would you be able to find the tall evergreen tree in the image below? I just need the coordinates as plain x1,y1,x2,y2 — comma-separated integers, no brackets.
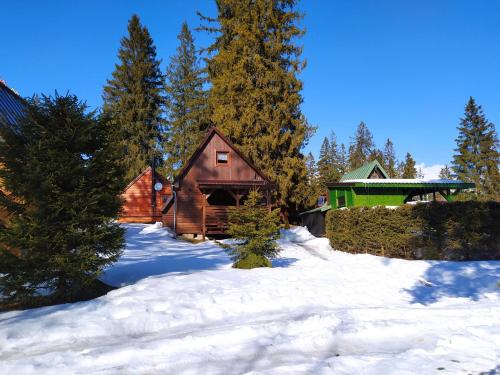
203,0,313,222
338,143,348,176
453,97,500,199
164,22,208,176
0,94,124,303
401,152,417,178
103,14,165,182
303,152,321,207
382,138,398,177
317,137,331,187
317,132,342,186
439,164,453,179
348,121,375,170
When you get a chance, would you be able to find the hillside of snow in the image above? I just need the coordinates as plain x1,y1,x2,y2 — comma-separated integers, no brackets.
0,223,499,374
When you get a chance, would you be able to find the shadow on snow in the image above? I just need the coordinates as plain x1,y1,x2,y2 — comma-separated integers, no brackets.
405,260,500,305
101,224,232,286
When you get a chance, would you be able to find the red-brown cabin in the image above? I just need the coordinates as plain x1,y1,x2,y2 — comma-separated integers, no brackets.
118,167,172,223
162,127,274,238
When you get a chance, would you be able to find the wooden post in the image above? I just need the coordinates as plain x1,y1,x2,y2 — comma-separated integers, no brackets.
202,194,206,240
433,191,436,201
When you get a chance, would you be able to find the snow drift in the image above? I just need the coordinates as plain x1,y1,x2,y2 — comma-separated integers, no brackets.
0,224,498,374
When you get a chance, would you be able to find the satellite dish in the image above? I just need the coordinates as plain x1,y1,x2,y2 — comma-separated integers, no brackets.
154,182,163,192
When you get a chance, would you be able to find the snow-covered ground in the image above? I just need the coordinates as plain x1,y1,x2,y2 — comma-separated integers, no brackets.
0,224,499,375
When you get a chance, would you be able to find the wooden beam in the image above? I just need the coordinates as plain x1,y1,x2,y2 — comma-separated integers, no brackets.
202,194,207,240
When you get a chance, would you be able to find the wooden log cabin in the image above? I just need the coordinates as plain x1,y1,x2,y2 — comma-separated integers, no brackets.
162,127,274,238
118,166,172,223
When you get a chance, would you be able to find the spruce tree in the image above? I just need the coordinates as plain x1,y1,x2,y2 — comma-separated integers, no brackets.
338,143,348,176
0,94,124,303
103,14,165,182
227,190,281,268
302,152,321,207
439,164,453,179
382,138,398,177
453,97,500,199
348,121,375,169
317,132,342,186
401,152,417,178
203,0,313,223
164,22,208,176
317,137,331,187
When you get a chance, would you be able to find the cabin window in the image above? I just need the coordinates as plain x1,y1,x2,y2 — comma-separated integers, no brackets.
216,151,229,165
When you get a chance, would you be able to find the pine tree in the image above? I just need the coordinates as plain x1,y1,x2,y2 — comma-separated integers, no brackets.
401,152,417,178
453,97,500,199
338,143,348,176
103,14,165,182
439,164,453,179
317,137,331,187
317,132,342,186
0,94,124,303
303,152,321,207
369,148,384,164
164,22,208,176
348,121,375,169
227,190,281,268
382,138,398,177
203,0,313,223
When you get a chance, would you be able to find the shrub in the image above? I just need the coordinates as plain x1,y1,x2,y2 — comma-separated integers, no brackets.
227,190,281,269
326,202,500,260
0,94,125,304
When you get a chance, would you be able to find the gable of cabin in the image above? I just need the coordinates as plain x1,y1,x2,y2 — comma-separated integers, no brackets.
163,128,271,236
119,167,171,223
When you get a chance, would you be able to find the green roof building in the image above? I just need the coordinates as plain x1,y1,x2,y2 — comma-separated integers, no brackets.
327,160,474,209
300,160,475,235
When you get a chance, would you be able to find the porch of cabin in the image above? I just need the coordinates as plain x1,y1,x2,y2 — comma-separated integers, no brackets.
198,180,272,237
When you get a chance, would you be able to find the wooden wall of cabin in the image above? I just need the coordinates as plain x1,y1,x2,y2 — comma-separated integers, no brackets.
163,132,265,234
119,168,171,223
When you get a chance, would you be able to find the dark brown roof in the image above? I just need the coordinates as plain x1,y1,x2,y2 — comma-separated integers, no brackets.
0,81,25,129
175,127,273,184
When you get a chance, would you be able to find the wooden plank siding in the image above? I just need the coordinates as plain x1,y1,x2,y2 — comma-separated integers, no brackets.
162,128,272,236
119,167,172,223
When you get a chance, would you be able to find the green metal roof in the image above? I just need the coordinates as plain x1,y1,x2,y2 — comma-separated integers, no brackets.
299,204,331,215
339,160,389,181
327,181,475,189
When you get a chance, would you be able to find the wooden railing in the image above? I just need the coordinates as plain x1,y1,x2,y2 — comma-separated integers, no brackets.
204,205,230,234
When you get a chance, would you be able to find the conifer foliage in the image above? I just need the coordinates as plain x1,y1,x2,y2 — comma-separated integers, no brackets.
439,165,453,179
303,152,322,207
0,94,124,303
348,121,375,170
227,190,281,268
401,152,417,178
453,97,500,199
382,138,398,177
103,14,165,182
164,22,208,176
204,0,313,220
317,132,343,186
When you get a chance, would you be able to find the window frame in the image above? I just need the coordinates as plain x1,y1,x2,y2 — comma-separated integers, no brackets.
215,151,230,166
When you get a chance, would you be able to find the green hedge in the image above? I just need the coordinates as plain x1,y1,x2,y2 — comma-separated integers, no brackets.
325,202,500,260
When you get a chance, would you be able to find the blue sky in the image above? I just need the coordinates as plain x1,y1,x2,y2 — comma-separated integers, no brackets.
2,0,499,172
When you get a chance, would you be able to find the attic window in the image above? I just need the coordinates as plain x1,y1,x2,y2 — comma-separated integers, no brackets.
216,151,229,165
